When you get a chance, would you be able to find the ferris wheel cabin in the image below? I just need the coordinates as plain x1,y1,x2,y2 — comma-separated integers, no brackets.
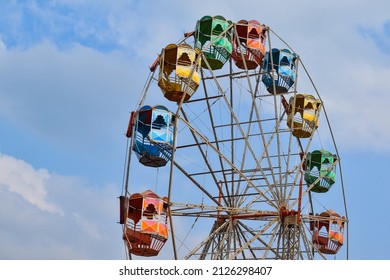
262,48,297,94
158,43,201,103
194,15,233,70
120,190,169,257
311,210,345,255
231,19,267,70
131,105,175,167
305,150,338,193
287,94,321,138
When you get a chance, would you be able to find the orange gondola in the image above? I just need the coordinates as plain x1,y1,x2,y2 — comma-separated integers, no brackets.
311,210,345,254
120,190,169,257
231,19,266,70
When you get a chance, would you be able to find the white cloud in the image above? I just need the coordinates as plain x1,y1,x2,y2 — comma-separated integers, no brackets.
72,212,101,240
0,37,5,57
0,153,60,213
0,153,124,259
314,53,390,153
0,40,148,181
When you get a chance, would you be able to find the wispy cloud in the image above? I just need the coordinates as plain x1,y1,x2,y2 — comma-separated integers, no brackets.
359,20,390,55
0,39,145,182
0,153,123,259
0,153,60,213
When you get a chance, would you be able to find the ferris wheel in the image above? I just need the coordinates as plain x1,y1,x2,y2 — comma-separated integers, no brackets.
120,15,349,260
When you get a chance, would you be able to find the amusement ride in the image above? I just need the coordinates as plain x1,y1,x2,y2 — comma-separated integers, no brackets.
119,15,349,260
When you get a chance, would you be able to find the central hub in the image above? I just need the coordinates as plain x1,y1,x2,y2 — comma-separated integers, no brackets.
279,205,299,226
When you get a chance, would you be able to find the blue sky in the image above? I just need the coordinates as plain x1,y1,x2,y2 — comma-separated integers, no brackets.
0,0,390,260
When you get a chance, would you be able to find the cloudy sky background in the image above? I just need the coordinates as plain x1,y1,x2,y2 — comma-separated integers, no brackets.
0,0,389,260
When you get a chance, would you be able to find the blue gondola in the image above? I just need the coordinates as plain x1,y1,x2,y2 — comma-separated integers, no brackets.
262,48,297,94
132,105,175,167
